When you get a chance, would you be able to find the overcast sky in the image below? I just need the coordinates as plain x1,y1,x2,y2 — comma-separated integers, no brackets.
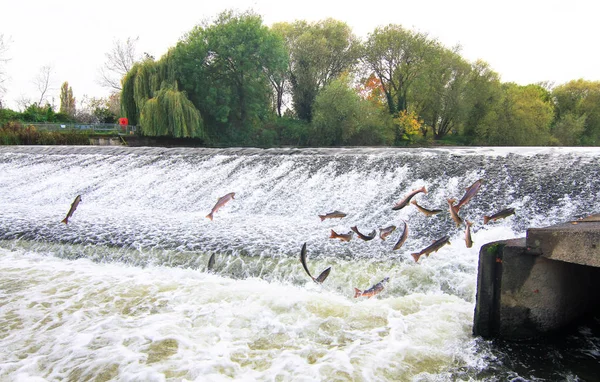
2,0,599,110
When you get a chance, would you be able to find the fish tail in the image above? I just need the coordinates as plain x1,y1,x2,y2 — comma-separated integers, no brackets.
329,230,337,238
410,199,417,205
483,216,490,224
422,186,428,194
61,218,68,224
354,288,362,298
206,213,213,221
411,252,421,263
319,215,325,221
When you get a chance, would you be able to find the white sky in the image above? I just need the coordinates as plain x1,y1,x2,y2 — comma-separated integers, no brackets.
2,0,599,110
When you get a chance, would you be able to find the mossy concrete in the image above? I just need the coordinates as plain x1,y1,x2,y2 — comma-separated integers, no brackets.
474,224,600,339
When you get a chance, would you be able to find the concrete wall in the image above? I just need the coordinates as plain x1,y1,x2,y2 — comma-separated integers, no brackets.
474,239,600,339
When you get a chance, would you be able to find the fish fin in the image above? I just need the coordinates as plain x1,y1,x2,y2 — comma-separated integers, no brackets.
319,215,325,221
410,199,417,205
422,186,428,194
206,213,213,221
61,218,68,224
411,253,422,262
329,230,337,238
483,216,490,224
315,267,331,284
354,288,362,298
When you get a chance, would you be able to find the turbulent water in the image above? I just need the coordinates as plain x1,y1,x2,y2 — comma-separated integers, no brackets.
0,146,599,381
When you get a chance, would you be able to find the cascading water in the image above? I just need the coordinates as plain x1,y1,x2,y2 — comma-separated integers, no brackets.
0,146,599,381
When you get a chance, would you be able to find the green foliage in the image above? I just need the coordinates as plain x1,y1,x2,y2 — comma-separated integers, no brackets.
552,79,600,144
59,81,76,117
0,121,90,145
552,112,586,145
139,85,204,138
311,75,392,146
474,83,554,145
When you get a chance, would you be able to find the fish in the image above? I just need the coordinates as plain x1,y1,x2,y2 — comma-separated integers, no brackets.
465,220,474,248
61,195,82,224
571,213,600,224
329,230,353,242
393,220,409,250
454,179,483,212
206,192,235,221
350,226,377,241
319,210,347,221
379,225,397,240
411,200,442,216
483,208,515,224
207,253,216,272
354,277,389,298
447,198,463,227
300,243,331,284
392,186,427,210
411,236,451,263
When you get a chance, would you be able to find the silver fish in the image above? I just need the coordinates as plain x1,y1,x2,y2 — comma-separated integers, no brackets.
392,186,427,211
206,192,235,220
351,226,377,241
392,220,408,250
61,195,82,224
411,236,451,263
300,243,331,284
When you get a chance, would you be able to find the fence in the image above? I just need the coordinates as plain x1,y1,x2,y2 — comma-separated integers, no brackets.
24,123,137,135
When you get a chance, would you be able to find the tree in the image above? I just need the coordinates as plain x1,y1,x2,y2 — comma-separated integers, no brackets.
475,83,554,145
59,81,76,117
552,79,600,144
311,75,392,146
0,34,10,103
98,37,141,91
34,65,54,106
552,112,586,145
276,19,361,122
362,24,432,143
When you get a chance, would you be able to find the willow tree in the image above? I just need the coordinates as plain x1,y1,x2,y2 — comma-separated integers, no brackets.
139,84,203,138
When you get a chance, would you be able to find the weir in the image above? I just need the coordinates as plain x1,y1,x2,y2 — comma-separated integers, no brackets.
473,219,600,339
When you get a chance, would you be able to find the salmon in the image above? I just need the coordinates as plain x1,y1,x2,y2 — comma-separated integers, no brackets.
411,200,442,216
350,226,377,241
411,236,451,263
392,220,408,250
319,211,347,221
447,198,463,227
207,253,216,272
392,186,427,211
300,243,331,284
465,220,473,248
329,230,353,242
379,225,397,240
354,277,389,298
483,208,515,224
61,195,82,224
454,179,483,212
206,192,235,220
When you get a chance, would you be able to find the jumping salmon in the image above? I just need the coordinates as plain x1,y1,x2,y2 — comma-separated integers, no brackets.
354,277,389,298
411,236,451,263
61,195,82,224
392,186,427,210
411,200,442,216
392,220,408,250
319,211,347,221
379,225,397,240
206,192,235,221
454,179,483,212
207,253,216,272
447,198,463,227
465,220,473,248
350,226,377,241
483,208,515,224
300,243,331,284
329,230,353,242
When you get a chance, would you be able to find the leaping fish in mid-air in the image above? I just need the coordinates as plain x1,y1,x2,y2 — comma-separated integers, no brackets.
330,230,353,242
319,211,347,221
483,208,515,224
350,226,377,241
206,192,235,221
392,220,409,250
392,186,427,211
379,225,397,240
354,277,389,298
61,195,82,224
300,243,331,284
411,236,451,263
453,179,483,212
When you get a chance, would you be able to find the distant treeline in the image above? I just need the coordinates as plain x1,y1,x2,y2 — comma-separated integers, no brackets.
3,10,600,147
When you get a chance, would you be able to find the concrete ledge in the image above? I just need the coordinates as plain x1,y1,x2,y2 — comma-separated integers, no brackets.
474,238,600,339
527,221,600,267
